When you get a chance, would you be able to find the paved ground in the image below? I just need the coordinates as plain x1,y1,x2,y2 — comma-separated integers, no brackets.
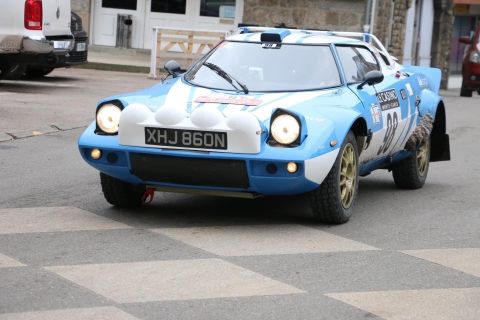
0,69,479,319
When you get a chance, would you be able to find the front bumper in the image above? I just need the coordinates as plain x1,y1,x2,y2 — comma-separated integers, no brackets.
78,123,339,196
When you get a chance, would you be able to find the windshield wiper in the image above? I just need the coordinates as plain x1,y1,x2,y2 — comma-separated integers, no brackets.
202,62,249,94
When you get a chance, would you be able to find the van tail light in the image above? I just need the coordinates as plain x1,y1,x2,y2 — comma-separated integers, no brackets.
25,0,43,30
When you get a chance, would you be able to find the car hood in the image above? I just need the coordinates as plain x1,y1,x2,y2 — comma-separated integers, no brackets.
112,78,350,125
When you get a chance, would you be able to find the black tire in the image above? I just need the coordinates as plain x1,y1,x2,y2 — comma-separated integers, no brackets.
25,67,54,78
1,63,26,80
309,131,359,224
100,172,146,208
460,81,473,97
392,138,430,189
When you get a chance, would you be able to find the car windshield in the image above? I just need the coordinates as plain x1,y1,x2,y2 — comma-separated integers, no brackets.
185,41,342,92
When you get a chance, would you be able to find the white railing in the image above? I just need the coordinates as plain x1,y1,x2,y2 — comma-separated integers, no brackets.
149,27,396,78
149,27,227,79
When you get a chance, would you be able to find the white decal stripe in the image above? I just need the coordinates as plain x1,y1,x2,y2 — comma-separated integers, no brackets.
283,33,307,43
253,90,334,121
304,149,339,184
163,81,193,111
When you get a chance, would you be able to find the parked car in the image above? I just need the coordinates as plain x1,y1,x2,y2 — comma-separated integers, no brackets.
0,0,73,79
25,11,88,77
459,26,480,97
78,28,450,224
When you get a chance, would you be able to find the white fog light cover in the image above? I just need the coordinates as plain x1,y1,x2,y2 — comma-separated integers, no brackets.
96,103,122,134
270,114,300,145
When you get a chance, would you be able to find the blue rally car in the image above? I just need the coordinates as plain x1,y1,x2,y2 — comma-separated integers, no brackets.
78,28,450,224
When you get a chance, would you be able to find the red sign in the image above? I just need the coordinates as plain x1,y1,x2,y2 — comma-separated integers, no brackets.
195,95,262,106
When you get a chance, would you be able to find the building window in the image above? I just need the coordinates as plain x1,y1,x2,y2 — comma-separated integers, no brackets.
102,0,137,10
200,0,236,18
151,0,186,14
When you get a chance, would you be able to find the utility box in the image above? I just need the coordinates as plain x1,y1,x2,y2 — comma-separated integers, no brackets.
116,14,132,48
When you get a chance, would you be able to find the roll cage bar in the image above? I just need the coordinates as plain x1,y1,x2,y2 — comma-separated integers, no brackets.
234,27,396,67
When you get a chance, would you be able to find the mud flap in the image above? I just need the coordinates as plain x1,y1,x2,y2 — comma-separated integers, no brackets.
430,133,451,162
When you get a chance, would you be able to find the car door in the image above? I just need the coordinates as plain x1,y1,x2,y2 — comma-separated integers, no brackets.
335,45,411,163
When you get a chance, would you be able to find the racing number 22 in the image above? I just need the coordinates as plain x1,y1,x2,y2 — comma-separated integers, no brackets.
377,112,398,155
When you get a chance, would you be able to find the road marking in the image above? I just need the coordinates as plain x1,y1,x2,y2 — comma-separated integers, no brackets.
0,207,131,234
0,253,25,268
153,225,379,256
402,248,480,277
0,80,74,88
0,307,140,320
326,287,480,320
46,258,304,303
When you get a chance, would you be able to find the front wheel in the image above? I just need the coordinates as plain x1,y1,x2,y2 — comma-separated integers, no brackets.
392,138,430,189
100,173,146,208
309,131,359,224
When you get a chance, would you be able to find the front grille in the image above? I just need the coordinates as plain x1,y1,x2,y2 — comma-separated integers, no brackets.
130,153,250,189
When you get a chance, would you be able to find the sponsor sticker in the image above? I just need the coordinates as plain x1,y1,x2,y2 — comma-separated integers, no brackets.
376,89,400,111
418,77,428,88
195,95,262,106
370,104,381,124
400,89,407,100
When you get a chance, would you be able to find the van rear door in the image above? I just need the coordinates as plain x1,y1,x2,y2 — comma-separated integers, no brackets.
42,0,72,37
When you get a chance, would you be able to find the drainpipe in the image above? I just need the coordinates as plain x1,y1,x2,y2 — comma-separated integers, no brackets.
364,0,372,32
370,0,377,33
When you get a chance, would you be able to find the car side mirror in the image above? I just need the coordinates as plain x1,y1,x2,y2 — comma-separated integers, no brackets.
459,36,472,44
357,70,384,89
164,60,182,78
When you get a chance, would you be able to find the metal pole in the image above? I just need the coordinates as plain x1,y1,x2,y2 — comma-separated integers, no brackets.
149,27,158,79
370,0,377,33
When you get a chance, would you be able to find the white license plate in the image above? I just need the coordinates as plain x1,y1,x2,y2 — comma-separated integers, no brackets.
53,40,71,49
76,42,86,51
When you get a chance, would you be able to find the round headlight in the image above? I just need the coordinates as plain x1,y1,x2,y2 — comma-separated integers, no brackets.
96,104,122,134
270,114,300,145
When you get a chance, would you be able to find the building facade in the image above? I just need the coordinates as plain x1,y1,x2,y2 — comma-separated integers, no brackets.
73,0,454,87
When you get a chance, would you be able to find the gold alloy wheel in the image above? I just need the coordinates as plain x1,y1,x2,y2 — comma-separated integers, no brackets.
340,143,357,209
417,139,429,176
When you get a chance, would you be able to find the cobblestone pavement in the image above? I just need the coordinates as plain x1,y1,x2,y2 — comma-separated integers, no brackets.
0,70,479,319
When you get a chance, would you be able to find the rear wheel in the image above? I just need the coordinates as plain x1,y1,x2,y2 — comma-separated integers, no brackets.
25,67,54,78
460,81,473,97
0,63,26,80
392,138,430,189
100,173,146,208
309,131,359,224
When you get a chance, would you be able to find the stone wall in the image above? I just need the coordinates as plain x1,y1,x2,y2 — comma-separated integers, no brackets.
432,0,454,89
374,0,411,62
71,0,91,34
242,0,366,31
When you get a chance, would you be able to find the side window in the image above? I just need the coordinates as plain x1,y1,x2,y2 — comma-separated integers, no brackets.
336,46,380,83
356,47,380,73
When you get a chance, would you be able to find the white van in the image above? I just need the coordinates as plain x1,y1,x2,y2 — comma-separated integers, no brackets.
0,0,73,79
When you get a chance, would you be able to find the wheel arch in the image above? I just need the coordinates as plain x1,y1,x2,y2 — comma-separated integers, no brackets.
350,117,368,154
